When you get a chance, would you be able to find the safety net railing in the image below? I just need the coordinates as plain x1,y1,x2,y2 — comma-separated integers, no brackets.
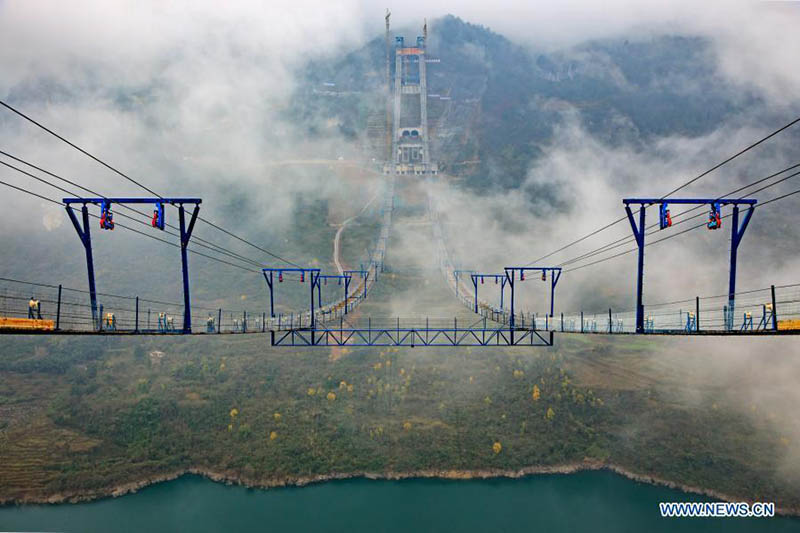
0,276,290,334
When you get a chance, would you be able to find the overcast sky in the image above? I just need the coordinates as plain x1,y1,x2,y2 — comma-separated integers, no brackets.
2,1,800,100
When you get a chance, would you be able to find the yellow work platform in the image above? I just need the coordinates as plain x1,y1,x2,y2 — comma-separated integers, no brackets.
0,317,55,331
778,319,800,331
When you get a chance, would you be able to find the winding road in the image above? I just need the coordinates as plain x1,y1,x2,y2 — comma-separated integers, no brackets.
333,187,381,274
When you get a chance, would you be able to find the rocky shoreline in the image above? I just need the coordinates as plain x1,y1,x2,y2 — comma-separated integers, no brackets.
3,461,799,517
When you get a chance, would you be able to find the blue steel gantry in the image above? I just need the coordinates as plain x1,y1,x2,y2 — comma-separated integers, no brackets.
316,274,353,313
342,269,370,300
452,269,475,298
503,267,562,332
63,197,201,333
469,273,508,314
623,198,756,333
262,268,321,327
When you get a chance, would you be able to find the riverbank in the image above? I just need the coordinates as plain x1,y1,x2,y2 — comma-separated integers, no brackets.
4,460,798,517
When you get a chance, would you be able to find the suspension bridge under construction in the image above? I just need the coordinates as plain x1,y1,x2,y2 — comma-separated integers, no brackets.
1,18,799,347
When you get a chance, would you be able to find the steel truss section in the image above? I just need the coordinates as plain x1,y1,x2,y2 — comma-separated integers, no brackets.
270,327,554,347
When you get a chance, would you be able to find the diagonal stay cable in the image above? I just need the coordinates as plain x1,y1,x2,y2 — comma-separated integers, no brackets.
0,99,302,268
0,177,259,273
523,116,800,266
0,149,270,268
564,187,800,273
0,159,267,270
558,163,800,268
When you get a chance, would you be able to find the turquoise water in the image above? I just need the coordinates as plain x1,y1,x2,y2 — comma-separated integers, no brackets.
0,470,797,532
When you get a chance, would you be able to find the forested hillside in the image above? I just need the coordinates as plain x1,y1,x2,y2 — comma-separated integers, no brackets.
289,15,762,188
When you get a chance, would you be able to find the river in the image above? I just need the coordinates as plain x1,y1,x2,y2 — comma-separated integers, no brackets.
0,470,797,532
